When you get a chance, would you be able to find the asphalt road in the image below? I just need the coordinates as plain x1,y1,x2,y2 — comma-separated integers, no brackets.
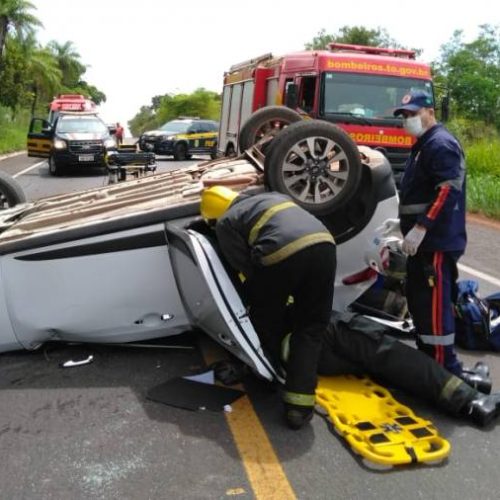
1,153,500,500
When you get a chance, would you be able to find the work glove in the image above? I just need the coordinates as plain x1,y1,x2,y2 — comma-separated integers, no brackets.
378,218,401,236
402,225,427,256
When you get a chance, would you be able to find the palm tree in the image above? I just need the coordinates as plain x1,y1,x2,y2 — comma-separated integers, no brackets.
0,0,41,61
48,40,86,87
20,35,62,116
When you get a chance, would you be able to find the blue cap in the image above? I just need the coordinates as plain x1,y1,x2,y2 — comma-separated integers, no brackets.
393,90,434,116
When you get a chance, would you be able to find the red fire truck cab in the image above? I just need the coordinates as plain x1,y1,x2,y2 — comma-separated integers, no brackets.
48,94,97,124
218,43,434,183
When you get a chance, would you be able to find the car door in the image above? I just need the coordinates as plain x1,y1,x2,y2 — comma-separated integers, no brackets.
199,122,217,152
186,124,202,154
27,118,53,158
167,222,281,382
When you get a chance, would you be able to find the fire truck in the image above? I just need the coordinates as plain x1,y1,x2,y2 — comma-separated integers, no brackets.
218,43,440,183
48,94,97,124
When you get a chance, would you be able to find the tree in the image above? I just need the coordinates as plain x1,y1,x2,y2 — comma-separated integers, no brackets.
433,24,500,128
128,105,157,137
76,81,106,105
156,88,221,124
306,26,404,50
47,40,86,87
19,35,62,116
0,0,41,61
0,35,30,114
129,88,221,137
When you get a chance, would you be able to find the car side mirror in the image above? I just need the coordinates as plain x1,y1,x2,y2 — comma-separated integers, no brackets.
285,83,299,109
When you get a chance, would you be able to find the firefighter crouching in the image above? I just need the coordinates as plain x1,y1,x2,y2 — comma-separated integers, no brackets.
200,186,336,429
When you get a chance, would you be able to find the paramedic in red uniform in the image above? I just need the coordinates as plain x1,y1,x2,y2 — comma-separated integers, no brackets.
392,90,475,381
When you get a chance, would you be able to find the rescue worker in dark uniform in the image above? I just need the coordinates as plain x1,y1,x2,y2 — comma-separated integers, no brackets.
316,312,500,427
200,186,336,430
391,90,476,381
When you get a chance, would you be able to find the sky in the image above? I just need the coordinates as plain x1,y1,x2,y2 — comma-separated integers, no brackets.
32,0,499,136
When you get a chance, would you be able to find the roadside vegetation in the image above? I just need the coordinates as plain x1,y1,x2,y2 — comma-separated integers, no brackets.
0,0,105,154
1,5,499,218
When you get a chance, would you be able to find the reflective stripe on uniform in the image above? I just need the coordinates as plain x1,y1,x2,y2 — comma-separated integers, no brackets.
283,391,316,407
439,375,464,403
261,232,335,266
418,333,455,346
281,333,292,363
399,203,429,215
248,201,295,245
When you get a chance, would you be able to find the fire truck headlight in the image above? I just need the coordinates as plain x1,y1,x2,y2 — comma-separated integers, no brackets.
104,138,117,149
53,139,67,149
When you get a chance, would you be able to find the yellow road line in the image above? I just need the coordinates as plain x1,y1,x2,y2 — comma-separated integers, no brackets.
200,337,296,500
226,396,296,499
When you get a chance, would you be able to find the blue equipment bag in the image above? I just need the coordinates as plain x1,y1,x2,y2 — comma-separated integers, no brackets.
455,280,500,351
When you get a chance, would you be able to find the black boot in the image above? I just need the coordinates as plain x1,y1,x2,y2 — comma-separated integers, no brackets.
460,362,492,394
284,404,314,430
466,393,500,427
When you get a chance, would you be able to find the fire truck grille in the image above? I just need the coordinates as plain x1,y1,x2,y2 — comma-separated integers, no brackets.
68,140,103,154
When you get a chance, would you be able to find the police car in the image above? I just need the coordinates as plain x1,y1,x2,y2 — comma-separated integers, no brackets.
138,118,218,160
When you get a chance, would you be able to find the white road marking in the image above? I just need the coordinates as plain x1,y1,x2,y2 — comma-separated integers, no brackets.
458,263,500,288
13,160,46,178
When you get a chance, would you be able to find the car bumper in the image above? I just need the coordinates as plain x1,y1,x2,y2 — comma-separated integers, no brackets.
53,150,107,167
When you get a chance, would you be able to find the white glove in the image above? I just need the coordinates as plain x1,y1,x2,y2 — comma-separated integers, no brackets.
402,225,427,256
378,218,401,236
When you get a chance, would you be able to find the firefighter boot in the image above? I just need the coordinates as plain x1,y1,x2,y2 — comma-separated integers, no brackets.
284,403,314,430
460,361,492,394
466,392,500,427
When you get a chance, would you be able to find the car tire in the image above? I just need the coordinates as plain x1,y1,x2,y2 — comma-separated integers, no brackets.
0,170,27,209
264,120,362,216
48,156,64,176
173,142,188,161
225,143,236,157
238,105,302,152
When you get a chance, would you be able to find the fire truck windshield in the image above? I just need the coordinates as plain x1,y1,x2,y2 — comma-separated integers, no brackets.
322,72,433,120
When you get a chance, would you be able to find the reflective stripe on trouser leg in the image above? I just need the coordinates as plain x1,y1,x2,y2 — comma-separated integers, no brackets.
283,391,316,407
407,251,462,375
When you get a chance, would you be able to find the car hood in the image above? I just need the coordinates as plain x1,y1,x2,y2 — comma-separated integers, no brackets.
58,132,105,141
143,130,179,138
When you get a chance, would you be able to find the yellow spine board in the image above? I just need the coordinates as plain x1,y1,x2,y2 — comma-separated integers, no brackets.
316,375,451,467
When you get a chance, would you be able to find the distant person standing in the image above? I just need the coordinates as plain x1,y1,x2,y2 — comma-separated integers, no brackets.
115,123,124,145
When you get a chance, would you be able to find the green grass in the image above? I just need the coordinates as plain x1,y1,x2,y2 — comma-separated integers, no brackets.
463,139,500,219
465,139,500,178
467,174,500,219
0,107,30,154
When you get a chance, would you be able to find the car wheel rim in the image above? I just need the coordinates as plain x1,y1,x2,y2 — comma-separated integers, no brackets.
280,136,350,205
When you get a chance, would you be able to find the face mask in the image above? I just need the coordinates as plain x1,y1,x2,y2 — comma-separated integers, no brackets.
403,115,424,137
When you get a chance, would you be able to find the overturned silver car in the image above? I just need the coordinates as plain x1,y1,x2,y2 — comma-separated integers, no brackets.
0,120,401,382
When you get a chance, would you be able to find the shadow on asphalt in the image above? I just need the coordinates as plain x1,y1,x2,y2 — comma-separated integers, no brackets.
35,166,108,178
0,331,317,461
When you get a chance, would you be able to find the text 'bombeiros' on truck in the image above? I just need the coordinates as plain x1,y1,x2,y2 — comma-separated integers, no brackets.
218,43,449,184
